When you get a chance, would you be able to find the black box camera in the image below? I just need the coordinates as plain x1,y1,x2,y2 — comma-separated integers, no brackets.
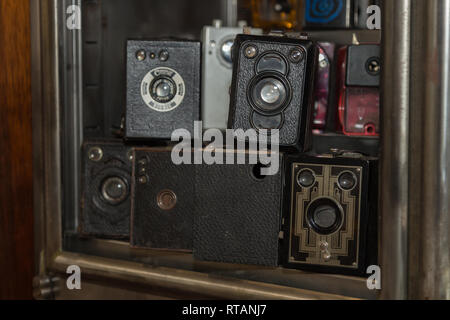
126,40,201,140
281,153,378,276
80,140,133,239
228,34,317,150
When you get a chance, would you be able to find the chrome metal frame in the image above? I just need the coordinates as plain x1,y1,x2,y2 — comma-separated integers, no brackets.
380,0,411,300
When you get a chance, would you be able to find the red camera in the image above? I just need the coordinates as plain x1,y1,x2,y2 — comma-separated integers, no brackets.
337,44,380,136
312,42,335,133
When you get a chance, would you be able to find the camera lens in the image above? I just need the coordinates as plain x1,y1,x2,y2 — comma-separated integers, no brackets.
261,82,281,104
220,40,234,64
313,205,339,229
307,198,343,235
150,77,176,103
338,171,357,191
297,169,315,188
101,177,128,205
156,82,171,97
251,76,288,114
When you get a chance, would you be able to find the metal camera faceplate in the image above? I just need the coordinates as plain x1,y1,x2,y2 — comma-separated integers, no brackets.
140,67,185,112
201,25,262,130
289,162,363,269
126,40,200,140
281,154,379,276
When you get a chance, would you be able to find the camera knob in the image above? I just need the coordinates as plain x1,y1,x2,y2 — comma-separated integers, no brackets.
213,19,222,28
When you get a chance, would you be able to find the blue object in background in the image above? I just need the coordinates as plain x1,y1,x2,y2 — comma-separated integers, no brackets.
305,0,344,24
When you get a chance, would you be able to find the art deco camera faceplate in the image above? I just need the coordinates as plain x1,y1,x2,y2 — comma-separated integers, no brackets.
201,21,262,130
228,34,317,150
126,40,200,140
130,148,195,251
80,141,133,239
281,154,378,275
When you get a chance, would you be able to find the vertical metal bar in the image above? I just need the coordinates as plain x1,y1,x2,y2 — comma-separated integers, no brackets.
380,0,411,300
409,0,450,300
32,0,63,271
60,0,83,234
223,0,238,27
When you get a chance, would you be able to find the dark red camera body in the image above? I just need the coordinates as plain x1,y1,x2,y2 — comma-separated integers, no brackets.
337,44,380,136
312,42,335,133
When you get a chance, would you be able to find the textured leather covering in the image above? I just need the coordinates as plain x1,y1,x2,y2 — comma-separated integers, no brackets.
131,148,195,251
228,34,317,150
126,40,200,140
194,152,283,267
80,140,133,239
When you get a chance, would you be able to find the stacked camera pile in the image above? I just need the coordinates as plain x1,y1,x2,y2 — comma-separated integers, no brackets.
80,18,379,276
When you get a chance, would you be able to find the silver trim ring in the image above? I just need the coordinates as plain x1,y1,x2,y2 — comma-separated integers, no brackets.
140,67,185,112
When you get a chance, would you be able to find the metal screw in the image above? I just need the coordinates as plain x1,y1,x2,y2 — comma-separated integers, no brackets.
136,49,146,61
289,47,304,63
138,158,148,166
88,147,103,162
367,58,381,75
244,45,258,59
138,175,148,184
159,50,169,62
322,251,332,261
127,150,134,162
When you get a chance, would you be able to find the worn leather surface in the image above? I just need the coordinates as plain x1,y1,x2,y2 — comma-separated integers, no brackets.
131,148,195,251
228,34,316,149
193,153,283,267
126,40,200,140
80,140,132,239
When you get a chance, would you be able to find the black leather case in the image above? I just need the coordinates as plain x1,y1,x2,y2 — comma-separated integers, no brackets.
126,40,200,140
228,34,317,150
80,140,133,239
130,147,195,251
194,152,283,267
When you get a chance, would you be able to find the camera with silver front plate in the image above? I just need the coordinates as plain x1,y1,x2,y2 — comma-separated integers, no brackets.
125,40,200,140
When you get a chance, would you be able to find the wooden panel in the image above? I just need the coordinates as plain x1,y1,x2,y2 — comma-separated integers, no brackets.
0,0,33,299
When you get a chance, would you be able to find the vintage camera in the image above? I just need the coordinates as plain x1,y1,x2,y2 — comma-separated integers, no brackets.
313,42,335,132
79,141,133,239
228,34,317,150
130,147,195,251
337,44,380,136
303,0,376,29
125,40,201,140
201,20,262,130
281,153,378,276
194,151,283,267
